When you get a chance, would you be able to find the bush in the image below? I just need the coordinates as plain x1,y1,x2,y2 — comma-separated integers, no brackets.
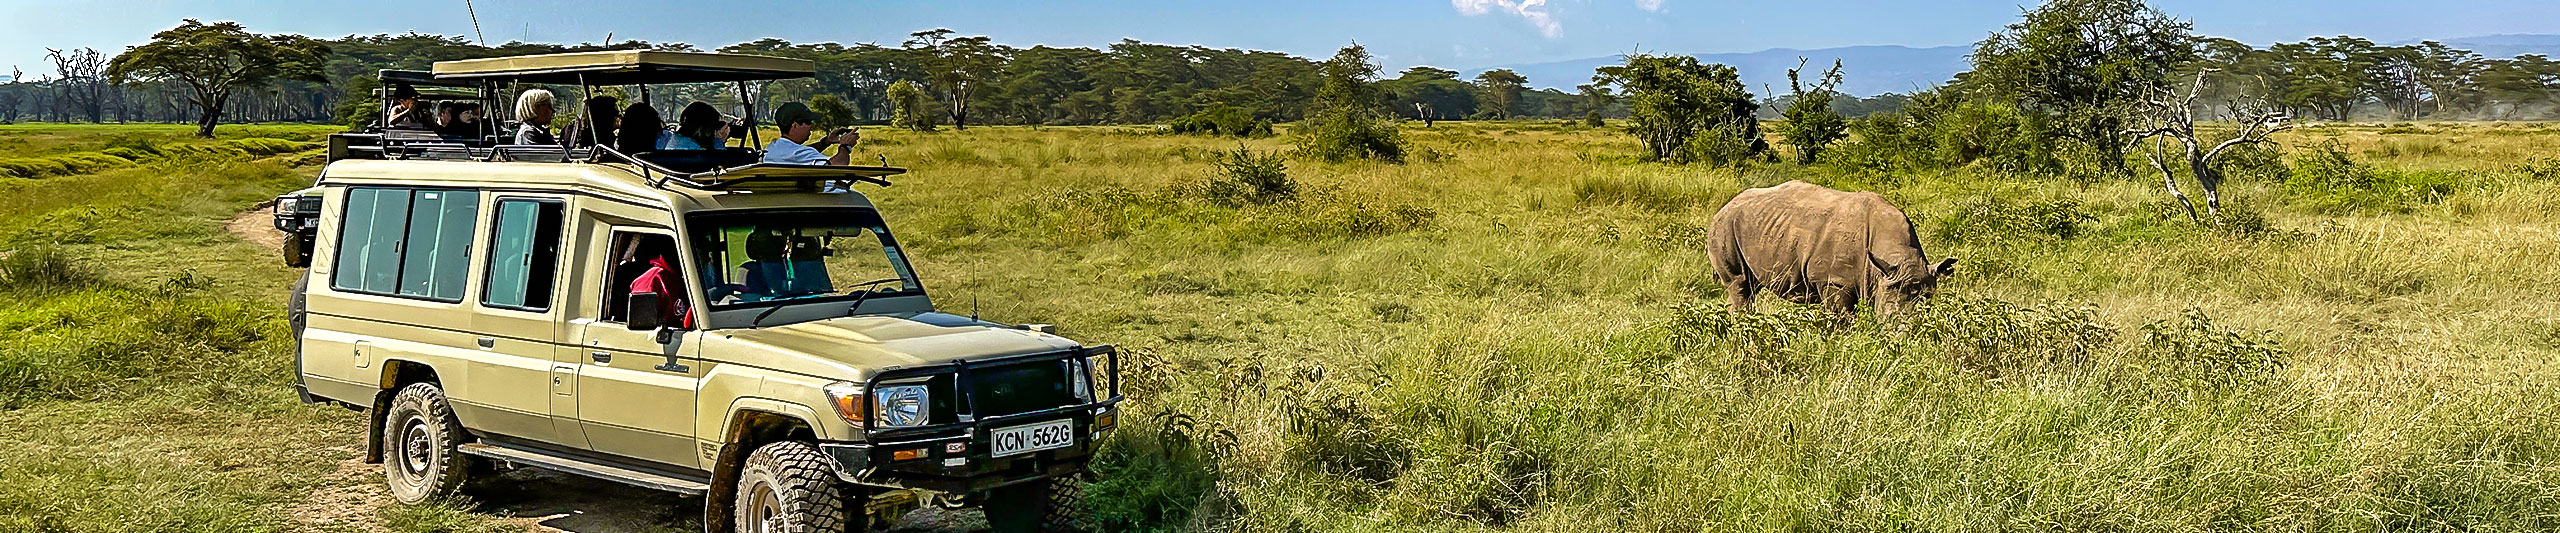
1667,302,1836,373
2285,141,2458,214
0,246,105,290
1295,109,1405,163
1167,105,1272,137
1681,120,1758,168
2136,308,2287,389
1910,297,2114,378
1202,145,1294,205
1928,196,2093,244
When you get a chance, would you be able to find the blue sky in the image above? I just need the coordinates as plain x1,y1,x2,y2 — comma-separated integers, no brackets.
4,0,2556,83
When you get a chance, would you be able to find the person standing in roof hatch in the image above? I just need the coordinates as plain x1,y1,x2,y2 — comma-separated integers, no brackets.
761,102,859,166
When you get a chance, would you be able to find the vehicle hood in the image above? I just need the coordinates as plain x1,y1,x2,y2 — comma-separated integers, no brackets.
704,314,1078,379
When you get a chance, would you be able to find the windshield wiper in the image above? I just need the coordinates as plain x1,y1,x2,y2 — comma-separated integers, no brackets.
749,278,904,329
748,303,789,329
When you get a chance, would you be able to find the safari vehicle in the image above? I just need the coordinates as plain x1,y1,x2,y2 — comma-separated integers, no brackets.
278,50,1122,533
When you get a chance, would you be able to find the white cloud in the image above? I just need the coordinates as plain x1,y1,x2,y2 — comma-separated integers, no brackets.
1451,0,1561,39
1636,0,1665,13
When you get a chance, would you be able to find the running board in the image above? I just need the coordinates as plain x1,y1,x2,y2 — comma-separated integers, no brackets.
459,442,710,495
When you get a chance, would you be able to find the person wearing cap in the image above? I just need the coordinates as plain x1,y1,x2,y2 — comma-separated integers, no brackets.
761,102,858,166
384,84,432,129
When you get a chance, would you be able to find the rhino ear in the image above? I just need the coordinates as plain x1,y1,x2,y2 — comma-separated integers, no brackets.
1935,257,1958,277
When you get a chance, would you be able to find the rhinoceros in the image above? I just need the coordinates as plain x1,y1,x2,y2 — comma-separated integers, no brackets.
1706,180,1954,319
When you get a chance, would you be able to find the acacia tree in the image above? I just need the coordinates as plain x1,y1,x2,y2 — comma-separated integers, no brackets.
1593,53,1761,164
1296,42,1404,162
106,20,327,137
46,47,109,123
1472,68,1527,119
2125,69,2291,221
905,29,1003,130
1970,0,2194,173
1778,58,1848,164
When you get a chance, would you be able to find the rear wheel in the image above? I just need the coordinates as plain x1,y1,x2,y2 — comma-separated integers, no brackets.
986,476,1084,533
382,382,474,504
735,441,864,533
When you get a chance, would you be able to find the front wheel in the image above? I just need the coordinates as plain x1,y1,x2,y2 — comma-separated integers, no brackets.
985,476,1085,533
382,382,474,504
735,441,865,533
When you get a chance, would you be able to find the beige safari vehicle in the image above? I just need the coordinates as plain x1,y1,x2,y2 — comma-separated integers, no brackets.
278,51,1122,533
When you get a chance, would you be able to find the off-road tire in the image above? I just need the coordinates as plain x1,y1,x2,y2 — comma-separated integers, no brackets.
382,382,473,504
735,441,864,533
986,476,1085,533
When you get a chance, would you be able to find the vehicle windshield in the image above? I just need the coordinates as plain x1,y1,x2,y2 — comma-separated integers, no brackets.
688,209,921,311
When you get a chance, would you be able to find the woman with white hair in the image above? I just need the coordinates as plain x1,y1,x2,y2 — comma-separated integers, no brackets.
513,88,558,145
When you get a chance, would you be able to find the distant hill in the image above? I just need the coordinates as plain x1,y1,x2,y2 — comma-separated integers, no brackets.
1481,45,1971,98
1487,35,2560,99
2395,34,2560,60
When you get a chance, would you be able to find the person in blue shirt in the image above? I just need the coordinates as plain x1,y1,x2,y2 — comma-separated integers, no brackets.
761,102,858,165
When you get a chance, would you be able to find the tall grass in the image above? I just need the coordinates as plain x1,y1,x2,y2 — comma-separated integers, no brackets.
4,122,2560,531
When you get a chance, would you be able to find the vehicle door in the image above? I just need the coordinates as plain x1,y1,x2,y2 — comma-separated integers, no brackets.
569,226,705,468
465,195,573,445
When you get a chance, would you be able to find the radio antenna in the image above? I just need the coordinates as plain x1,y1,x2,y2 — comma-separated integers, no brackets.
463,0,487,46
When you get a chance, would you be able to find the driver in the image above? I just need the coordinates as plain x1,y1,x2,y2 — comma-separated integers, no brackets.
625,238,692,329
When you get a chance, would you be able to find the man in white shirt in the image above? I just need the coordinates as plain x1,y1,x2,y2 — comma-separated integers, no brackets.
761,102,858,165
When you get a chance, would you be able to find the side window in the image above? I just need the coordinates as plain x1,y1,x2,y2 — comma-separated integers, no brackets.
482,199,564,310
397,190,479,300
332,188,411,294
328,186,479,302
602,231,682,324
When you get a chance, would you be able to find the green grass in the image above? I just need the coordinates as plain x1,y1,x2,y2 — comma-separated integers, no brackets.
8,121,2560,531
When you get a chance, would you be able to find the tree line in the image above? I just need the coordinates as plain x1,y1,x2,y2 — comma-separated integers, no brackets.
0,24,1614,135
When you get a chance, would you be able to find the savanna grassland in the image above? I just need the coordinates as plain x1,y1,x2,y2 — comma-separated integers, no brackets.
5,120,2560,532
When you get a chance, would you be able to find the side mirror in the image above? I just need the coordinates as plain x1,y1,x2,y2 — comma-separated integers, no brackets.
628,292,665,331
282,236,313,268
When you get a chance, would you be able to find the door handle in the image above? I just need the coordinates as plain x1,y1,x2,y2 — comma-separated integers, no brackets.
591,351,612,364
476,337,496,349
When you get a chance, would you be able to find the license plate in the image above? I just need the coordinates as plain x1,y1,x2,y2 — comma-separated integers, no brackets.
989,419,1076,457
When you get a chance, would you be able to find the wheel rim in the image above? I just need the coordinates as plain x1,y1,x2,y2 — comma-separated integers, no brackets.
399,416,433,480
744,481,782,533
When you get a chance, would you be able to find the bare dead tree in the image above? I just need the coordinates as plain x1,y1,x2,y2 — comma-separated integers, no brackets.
2124,69,2292,221
1413,102,1433,127
46,47,109,123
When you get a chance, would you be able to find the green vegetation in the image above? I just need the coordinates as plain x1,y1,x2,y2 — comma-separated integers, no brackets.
5,112,2560,531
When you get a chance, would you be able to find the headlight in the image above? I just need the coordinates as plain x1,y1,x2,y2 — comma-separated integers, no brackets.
872,384,930,427
272,196,298,215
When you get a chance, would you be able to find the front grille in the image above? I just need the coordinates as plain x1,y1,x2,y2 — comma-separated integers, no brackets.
965,359,1079,418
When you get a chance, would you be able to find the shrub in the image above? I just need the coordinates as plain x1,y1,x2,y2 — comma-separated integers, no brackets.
1910,297,2114,378
1928,196,2093,244
1167,105,1272,137
1083,411,1235,532
1202,145,1294,205
2135,308,2287,389
2285,141,2458,214
1295,109,1405,163
0,246,105,290
1667,302,1835,373
1681,120,1759,168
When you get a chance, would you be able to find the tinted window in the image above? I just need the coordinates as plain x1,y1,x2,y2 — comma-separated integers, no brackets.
332,188,411,294
483,199,564,310
397,190,478,300
329,187,478,302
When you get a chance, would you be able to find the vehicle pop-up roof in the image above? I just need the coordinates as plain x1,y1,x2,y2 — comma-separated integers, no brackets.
330,50,903,193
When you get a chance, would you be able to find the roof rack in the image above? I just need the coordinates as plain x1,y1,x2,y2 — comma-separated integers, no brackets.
432,50,816,86
591,145,904,193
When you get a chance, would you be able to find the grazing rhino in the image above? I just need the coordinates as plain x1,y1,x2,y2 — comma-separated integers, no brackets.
1707,180,1954,319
